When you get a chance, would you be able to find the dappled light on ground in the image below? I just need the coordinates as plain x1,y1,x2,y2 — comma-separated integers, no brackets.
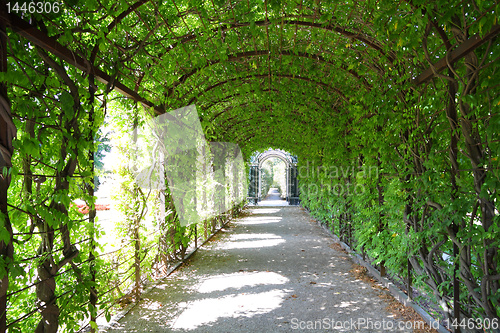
197,271,289,293
106,206,414,333
219,233,285,249
238,216,283,225
258,200,289,206
258,188,289,206
249,208,281,214
171,289,287,330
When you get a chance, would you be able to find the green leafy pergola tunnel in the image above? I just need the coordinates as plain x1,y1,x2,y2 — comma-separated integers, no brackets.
0,0,499,332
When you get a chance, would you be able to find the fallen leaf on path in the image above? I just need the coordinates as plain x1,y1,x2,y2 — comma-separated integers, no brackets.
329,243,348,254
349,264,438,333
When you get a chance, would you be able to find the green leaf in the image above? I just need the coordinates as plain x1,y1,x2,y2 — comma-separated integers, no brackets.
60,91,75,117
0,213,11,245
99,41,106,52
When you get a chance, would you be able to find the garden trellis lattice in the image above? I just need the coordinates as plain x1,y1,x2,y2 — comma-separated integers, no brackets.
0,0,499,332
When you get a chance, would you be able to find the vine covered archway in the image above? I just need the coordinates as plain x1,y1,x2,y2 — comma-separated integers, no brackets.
247,149,299,205
0,0,499,331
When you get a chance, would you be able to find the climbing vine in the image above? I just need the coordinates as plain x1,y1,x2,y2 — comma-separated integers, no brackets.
0,0,498,331
299,1,500,327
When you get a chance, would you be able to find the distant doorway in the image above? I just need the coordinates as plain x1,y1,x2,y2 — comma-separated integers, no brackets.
247,149,299,205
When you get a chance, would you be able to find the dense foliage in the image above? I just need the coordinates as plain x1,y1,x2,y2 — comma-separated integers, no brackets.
0,0,498,331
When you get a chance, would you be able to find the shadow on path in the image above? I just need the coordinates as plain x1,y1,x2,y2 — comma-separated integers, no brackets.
105,206,412,332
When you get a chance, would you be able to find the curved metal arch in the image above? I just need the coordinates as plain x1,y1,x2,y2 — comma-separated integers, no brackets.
214,107,325,145
186,73,349,106
195,72,348,110
205,103,249,123
206,94,337,126
213,101,337,128
197,86,339,123
203,96,336,134
200,88,279,114
62,1,403,123
87,5,391,110
172,49,371,92
101,10,392,65
217,126,257,147
71,1,395,125
90,0,152,63
200,82,342,115
207,95,345,137
215,109,280,136
206,102,337,137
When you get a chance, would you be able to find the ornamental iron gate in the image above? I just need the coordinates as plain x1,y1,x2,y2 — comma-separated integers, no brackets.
247,149,299,205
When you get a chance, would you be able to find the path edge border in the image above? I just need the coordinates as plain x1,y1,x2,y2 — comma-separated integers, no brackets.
316,221,450,333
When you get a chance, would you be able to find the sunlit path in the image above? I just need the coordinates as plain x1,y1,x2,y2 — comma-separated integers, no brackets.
258,187,289,206
105,207,412,333
4,0,497,329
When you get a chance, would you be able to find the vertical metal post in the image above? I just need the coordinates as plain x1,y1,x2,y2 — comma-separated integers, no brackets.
380,263,386,277
132,109,141,303
157,152,166,268
257,167,261,201
134,216,141,301
289,165,299,205
339,213,344,243
0,10,15,333
198,143,205,249
453,242,461,333
348,216,352,247
286,164,290,202
194,225,197,248
407,259,412,301
203,219,208,241
87,75,97,333
445,62,460,333
376,154,386,277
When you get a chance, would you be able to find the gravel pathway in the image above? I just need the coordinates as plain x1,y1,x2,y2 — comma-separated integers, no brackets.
105,206,413,332
258,188,289,206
